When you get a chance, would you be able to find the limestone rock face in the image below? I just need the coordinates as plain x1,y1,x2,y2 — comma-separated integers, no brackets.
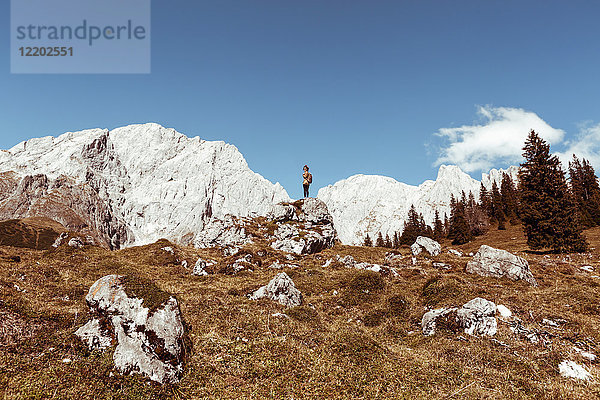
0,124,290,249
75,275,186,384
299,198,334,224
248,272,302,307
411,236,442,256
466,245,537,286
317,165,519,245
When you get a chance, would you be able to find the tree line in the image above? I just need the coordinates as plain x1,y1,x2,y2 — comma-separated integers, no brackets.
364,130,600,253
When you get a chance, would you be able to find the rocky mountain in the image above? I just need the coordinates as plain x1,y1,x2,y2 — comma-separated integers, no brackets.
0,124,290,248
0,123,518,248
317,165,519,245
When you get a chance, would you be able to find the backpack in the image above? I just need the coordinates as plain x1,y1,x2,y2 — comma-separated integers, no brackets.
307,173,312,184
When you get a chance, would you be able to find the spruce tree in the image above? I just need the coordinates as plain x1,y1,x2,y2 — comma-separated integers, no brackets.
400,205,422,245
519,130,588,252
433,210,444,240
384,234,392,248
363,233,373,247
491,181,506,230
479,183,491,217
393,232,400,249
376,232,385,247
448,195,473,245
569,155,600,228
500,172,519,224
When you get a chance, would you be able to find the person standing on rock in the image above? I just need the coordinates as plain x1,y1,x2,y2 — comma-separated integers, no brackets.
302,165,312,198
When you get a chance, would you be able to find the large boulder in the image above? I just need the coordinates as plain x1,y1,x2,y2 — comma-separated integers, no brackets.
456,298,497,336
299,198,334,224
422,297,497,337
466,245,537,286
268,203,297,222
411,236,441,256
194,215,251,248
248,272,302,307
75,275,186,384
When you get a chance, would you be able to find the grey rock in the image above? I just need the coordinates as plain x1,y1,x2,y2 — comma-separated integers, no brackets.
466,245,537,286
268,203,297,222
456,298,497,336
299,198,334,224
75,318,112,351
422,297,498,337
75,275,185,384
52,232,68,248
194,215,251,248
248,272,302,307
421,308,457,336
68,237,85,248
411,236,441,256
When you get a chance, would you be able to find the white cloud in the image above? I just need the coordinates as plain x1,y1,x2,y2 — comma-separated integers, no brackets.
556,123,600,171
435,106,565,172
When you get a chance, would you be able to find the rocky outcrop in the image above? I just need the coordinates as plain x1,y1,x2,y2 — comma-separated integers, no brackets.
269,199,336,255
466,245,537,286
248,272,302,307
411,236,441,256
193,215,251,248
422,297,497,337
192,258,215,276
75,275,186,384
559,360,591,381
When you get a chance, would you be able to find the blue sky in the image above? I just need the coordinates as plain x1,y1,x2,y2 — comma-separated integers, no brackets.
2,1,600,198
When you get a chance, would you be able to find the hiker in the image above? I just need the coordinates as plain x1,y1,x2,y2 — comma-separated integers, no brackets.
302,165,312,198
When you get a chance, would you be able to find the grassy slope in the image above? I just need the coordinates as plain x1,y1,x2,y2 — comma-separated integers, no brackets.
1,223,600,399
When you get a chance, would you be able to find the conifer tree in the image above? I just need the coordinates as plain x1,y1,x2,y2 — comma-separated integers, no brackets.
491,181,506,230
363,233,373,247
433,209,444,240
569,155,600,228
376,232,385,247
393,232,400,249
400,204,422,245
500,172,519,224
519,130,588,252
479,183,491,217
384,234,392,248
448,195,473,245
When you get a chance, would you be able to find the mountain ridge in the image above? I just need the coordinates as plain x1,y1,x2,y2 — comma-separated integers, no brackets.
0,123,517,247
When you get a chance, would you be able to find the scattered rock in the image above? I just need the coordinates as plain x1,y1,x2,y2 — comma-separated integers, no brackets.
422,298,497,337
456,298,497,336
248,272,302,307
52,232,69,248
75,275,186,384
68,237,84,248
422,308,457,336
559,360,591,381
580,265,594,272
161,246,174,254
496,304,512,320
411,236,441,257
192,258,215,276
181,260,188,268
466,245,537,286
448,249,463,257
432,262,451,270
574,347,597,362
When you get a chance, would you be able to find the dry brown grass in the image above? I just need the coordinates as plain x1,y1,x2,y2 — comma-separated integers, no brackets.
1,223,600,398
